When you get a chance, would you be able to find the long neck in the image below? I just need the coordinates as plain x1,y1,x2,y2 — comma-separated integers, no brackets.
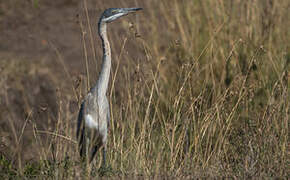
93,21,111,97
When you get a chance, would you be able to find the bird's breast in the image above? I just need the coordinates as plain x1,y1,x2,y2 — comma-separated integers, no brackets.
84,114,98,129
84,112,108,136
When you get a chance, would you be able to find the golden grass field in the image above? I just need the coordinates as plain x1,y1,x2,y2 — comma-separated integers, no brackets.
0,0,289,178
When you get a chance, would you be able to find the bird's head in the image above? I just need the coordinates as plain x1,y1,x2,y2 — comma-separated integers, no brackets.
100,8,142,23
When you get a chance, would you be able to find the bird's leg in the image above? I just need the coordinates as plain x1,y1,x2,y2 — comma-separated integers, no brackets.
98,145,110,176
102,146,106,168
85,129,91,166
86,138,90,162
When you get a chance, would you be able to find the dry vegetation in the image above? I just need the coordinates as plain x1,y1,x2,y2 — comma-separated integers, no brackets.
0,0,289,178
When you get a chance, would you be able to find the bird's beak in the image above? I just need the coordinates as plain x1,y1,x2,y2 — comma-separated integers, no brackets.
123,7,143,14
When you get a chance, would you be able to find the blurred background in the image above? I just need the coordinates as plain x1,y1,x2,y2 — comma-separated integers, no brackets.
0,0,289,178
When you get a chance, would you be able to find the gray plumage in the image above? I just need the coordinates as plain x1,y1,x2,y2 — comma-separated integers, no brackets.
77,8,142,166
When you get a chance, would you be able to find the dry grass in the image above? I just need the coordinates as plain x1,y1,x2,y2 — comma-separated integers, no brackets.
0,0,289,178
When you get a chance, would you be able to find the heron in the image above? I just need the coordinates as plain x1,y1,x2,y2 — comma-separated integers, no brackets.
76,7,142,167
